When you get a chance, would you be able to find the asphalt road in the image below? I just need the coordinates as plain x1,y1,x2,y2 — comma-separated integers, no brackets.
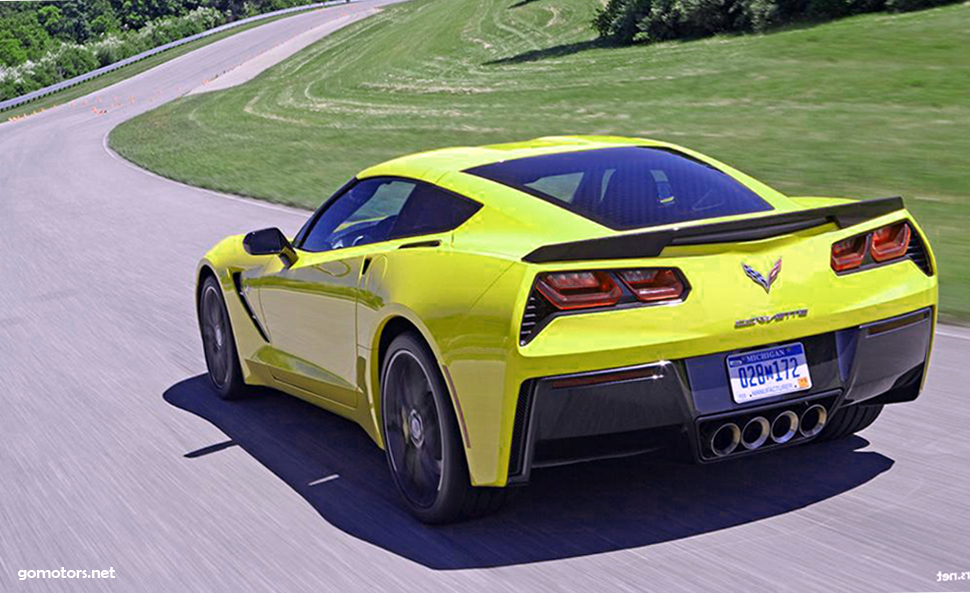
2,4,970,592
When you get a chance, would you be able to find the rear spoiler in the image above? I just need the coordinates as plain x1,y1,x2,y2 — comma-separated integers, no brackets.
522,196,905,264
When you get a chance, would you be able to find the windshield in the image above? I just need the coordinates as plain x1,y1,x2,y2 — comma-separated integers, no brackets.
465,146,773,230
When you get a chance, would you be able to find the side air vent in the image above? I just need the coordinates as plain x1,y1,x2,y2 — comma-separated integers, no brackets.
906,230,933,276
232,272,269,342
519,290,557,345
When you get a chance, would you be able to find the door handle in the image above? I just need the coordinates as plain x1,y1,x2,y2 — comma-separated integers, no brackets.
398,239,441,250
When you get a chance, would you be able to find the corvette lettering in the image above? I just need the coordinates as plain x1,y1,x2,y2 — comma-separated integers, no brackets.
735,309,809,329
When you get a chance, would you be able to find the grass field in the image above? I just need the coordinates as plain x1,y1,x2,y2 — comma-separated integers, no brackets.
110,0,970,321
1,11,304,123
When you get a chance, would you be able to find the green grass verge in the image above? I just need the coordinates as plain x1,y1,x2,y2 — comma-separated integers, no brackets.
110,0,970,322
2,11,303,123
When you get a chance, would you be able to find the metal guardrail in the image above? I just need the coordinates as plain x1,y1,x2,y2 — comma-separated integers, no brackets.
0,0,354,113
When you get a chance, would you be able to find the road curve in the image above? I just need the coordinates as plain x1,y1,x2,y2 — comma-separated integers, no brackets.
2,4,970,592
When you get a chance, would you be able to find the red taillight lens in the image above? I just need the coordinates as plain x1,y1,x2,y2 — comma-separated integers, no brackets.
870,222,911,262
831,235,868,272
536,271,621,310
618,269,685,303
831,222,914,272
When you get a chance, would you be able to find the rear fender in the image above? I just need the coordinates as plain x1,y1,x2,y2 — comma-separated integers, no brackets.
360,247,519,485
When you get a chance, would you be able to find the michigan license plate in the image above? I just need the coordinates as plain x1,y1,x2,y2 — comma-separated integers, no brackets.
727,343,812,404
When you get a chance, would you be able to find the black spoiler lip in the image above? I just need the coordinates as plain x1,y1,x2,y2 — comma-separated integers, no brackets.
522,196,905,264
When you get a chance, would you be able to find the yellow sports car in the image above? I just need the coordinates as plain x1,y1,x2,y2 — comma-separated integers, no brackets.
196,136,937,523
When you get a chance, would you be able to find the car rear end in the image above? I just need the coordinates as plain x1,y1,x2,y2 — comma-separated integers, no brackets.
502,211,935,482
459,142,938,485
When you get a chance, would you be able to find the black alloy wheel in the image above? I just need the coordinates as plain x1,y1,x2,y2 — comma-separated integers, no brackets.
380,332,511,523
199,275,247,400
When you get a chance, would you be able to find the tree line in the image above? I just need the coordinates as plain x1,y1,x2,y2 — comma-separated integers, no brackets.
0,0,323,102
593,0,960,44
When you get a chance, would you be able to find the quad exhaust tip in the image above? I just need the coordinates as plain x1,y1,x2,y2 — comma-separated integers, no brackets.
708,404,829,458
710,423,741,457
799,404,828,438
771,410,800,444
741,417,770,450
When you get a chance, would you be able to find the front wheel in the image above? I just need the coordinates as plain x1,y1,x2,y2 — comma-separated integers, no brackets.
380,332,509,523
198,275,248,400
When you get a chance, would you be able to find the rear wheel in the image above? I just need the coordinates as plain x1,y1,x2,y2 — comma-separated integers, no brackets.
816,404,883,442
199,276,248,400
380,332,509,523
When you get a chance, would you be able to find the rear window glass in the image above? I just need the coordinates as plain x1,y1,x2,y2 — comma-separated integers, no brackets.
465,146,773,230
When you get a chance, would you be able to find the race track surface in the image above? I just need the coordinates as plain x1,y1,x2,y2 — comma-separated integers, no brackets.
2,4,969,591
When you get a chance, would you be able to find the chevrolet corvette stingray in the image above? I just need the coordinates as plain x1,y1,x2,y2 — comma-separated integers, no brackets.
195,136,937,523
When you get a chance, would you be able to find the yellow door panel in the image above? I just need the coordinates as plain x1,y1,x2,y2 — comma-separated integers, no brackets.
255,250,363,408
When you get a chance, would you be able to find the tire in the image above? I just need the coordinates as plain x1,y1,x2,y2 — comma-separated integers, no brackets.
380,332,509,524
198,275,248,400
816,403,883,442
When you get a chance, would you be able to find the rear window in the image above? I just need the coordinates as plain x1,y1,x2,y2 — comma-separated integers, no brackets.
465,146,773,230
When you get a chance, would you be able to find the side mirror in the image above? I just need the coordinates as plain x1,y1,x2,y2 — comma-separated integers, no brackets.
243,227,298,265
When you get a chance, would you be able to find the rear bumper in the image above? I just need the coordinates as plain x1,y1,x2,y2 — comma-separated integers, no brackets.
507,307,932,483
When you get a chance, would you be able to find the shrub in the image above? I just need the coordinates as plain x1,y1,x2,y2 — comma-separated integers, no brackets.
0,76,19,100
885,0,951,11
594,0,652,43
52,44,99,79
735,0,784,31
91,35,127,67
593,0,962,44
0,6,228,102
637,0,737,42
89,14,121,37
0,36,28,67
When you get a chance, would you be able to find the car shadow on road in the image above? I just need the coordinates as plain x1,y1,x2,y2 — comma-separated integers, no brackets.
164,375,894,570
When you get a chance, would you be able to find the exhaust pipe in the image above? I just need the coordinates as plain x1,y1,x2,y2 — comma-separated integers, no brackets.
710,423,741,457
770,410,799,444
741,417,770,450
799,404,828,438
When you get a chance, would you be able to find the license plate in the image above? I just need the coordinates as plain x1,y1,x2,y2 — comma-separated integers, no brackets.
727,343,812,404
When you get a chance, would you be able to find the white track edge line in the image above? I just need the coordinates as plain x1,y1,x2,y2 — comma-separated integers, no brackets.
936,329,970,341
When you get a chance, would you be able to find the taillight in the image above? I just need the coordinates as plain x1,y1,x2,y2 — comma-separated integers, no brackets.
831,236,868,272
535,271,621,310
522,268,690,344
870,222,911,262
534,268,687,312
618,269,685,302
831,221,916,272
